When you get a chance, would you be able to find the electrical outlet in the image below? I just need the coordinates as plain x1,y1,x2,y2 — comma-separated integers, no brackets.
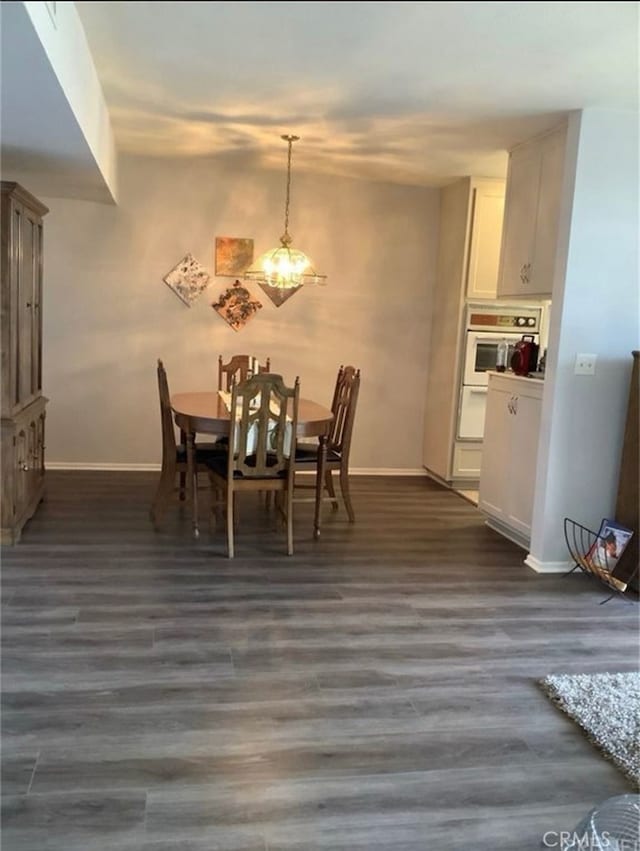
575,353,597,375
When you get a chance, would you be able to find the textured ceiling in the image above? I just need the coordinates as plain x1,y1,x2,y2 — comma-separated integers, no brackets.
77,0,638,186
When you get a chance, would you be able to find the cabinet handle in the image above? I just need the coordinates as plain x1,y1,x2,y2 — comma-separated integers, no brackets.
513,396,519,414
26,301,32,308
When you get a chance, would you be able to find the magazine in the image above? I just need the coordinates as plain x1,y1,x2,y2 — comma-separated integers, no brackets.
585,518,633,592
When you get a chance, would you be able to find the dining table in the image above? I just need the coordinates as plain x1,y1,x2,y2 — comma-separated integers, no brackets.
171,391,334,539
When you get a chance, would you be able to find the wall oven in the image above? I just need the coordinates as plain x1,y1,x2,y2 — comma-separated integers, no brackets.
463,331,525,386
458,305,542,440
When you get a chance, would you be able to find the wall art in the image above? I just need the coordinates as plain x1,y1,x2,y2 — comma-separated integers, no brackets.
212,280,262,332
257,281,302,308
215,237,254,277
163,253,210,306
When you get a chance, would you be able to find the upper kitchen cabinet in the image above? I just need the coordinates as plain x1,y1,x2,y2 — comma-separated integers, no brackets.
497,124,567,300
466,180,505,301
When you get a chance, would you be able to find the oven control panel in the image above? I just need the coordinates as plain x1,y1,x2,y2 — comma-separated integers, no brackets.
467,311,540,331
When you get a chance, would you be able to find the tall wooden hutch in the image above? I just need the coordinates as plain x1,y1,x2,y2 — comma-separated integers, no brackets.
1,182,48,543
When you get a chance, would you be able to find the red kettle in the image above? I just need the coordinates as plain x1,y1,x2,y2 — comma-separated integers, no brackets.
510,335,539,376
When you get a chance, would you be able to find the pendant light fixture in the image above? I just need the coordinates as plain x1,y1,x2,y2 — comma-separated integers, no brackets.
245,134,327,289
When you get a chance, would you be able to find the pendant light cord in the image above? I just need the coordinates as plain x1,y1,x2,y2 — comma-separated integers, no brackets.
280,134,298,247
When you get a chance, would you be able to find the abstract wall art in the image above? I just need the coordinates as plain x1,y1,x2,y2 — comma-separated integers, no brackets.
212,280,262,332
215,237,254,277
163,253,210,306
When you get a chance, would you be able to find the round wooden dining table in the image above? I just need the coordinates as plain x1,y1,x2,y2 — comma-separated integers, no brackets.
171,392,334,539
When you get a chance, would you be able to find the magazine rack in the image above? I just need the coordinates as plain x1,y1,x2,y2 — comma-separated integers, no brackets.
563,517,638,604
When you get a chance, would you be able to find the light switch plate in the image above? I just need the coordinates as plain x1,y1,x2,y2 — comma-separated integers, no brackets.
575,353,597,375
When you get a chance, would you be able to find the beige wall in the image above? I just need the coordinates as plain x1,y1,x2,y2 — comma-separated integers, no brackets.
41,153,439,469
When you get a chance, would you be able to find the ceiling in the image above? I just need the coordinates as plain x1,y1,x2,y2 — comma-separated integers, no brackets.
1,2,113,202
77,1,638,186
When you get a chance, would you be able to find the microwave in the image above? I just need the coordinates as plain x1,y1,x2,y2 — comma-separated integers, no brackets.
463,330,536,386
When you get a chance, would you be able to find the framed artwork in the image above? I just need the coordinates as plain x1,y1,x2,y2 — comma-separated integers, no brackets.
215,237,254,277
258,282,302,308
212,280,262,332
163,253,210,306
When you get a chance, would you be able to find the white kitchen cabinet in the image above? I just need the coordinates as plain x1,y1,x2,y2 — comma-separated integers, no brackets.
478,373,543,546
423,177,505,484
466,183,505,300
497,124,567,300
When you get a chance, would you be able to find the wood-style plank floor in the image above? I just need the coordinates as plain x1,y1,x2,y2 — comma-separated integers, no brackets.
1,472,637,850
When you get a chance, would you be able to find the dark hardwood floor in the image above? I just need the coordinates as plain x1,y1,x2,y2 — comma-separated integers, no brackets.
1,472,637,850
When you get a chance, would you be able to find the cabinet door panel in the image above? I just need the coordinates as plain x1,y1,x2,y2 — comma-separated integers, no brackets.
36,412,46,480
466,186,505,300
14,428,28,518
527,129,566,297
478,387,511,520
504,391,542,535
497,146,540,298
10,205,21,407
17,212,35,405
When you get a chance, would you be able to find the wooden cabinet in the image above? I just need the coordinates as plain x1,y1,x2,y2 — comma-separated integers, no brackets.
497,124,567,300
1,182,48,544
614,351,639,587
423,177,505,484
479,374,543,546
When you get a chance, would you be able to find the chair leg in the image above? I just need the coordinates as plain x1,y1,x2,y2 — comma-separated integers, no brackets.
178,430,187,500
274,492,286,525
325,470,339,510
150,463,176,528
208,473,224,529
286,487,294,556
226,488,235,558
314,436,328,539
339,467,355,522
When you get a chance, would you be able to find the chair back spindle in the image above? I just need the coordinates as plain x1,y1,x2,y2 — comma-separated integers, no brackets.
228,373,299,480
218,355,271,392
328,365,361,457
157,359,178,464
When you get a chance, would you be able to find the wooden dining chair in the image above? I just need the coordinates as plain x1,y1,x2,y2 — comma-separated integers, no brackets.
218,355,271,392
150,359,223,528
294,365,361,522
206,373,299,558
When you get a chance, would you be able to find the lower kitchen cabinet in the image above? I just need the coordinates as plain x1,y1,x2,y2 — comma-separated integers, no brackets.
478,373,543,547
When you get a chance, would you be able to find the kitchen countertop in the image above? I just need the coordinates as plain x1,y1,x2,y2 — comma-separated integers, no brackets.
487,370,545,383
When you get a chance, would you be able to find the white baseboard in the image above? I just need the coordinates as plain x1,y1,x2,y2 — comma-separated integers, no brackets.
485,518,530,551
351,468,428,476
525,554,572,574
47,462,162,471
46,462,427,476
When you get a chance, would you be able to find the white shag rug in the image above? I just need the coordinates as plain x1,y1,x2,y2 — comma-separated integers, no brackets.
540,672,640,786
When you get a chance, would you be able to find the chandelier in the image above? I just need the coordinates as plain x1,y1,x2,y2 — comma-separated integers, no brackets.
245,134,327,289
